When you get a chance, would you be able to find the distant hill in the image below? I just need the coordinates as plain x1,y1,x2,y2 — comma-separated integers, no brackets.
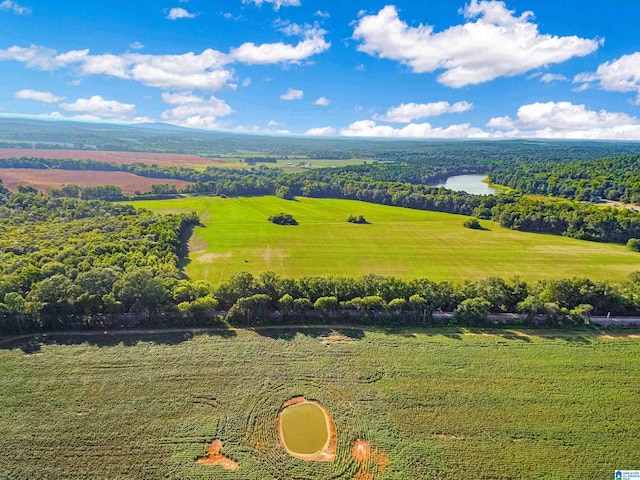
0,117,639,162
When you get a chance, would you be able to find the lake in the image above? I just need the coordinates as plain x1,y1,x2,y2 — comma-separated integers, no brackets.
432,174,498,195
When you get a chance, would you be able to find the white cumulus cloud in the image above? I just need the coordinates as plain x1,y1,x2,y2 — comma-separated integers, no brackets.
341,120,487,138
166,7,196,20
0,24,329,92
313,97,330,106
305,126,336,136
353,2,601,88
375,101,473,123
60,96,136,119
243,0,301,11
0,45,88,70
574,52,640,105
280,88,303,100
0,0,30,15
487,101,640,139
160,91,233,129
14,89,65,103
230,25,329,64
539,73,568,83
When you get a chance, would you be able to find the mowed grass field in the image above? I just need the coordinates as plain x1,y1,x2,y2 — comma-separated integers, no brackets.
129,196,640,283
1,329,639,479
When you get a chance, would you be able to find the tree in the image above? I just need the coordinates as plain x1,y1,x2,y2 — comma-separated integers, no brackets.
314,296,339,318
75,267,121,298
178,295,219,322
463,217,482,229
627,238,640,252
389,298,408,312
453,297,490,325
227,294,270,325
346,214,368,224
268,213,298,225
293,297,313,312
3,292,26,314
275,185,293,200
113,268,168,313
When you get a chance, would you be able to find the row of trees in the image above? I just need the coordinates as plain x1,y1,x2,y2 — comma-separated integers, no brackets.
489,155,640,203
3,269,639,333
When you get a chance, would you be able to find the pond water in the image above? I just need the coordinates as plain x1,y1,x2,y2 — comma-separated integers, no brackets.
280,402,329,455
432,174,498,195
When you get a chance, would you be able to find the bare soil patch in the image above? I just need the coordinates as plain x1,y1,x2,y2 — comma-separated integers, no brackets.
0,149,226,166
276,396,336,462
196,439,238,471
199,252,232,263
600,334,640,339
0,168,193,194
351,439,388,479
320,334,356,346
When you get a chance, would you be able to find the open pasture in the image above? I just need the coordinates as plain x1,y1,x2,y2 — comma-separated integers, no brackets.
130,195,640,283
0,168,194,194
0,148,227,167
1,328,639,479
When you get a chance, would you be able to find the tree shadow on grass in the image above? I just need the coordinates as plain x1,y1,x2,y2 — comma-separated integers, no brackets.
177,222,205,272
0,328,236,355
252,326,366,341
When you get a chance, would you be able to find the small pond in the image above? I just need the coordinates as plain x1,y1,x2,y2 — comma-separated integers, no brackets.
277,397,336,461
432,174,498,195
280,402,329,455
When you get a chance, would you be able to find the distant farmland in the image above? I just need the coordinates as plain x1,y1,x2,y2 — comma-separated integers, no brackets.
0,168,194,194
0,148,227,167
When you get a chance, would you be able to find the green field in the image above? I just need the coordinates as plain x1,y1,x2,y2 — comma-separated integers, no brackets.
129,196,640,284
1,328,639,479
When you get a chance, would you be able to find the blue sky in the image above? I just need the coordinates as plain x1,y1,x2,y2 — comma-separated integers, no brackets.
1,0,640,139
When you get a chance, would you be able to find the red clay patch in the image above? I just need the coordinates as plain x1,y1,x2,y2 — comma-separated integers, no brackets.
196,439,238,471
0,149,227,167
351,439,388,479
0,168,193,194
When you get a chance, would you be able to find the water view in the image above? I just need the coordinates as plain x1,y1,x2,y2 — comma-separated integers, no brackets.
432,174,499,195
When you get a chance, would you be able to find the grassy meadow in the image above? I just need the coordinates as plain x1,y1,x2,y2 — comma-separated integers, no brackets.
1,329,639,479
129,196,640,284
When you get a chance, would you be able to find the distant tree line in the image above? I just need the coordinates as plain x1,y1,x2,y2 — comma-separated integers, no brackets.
489,155,640,204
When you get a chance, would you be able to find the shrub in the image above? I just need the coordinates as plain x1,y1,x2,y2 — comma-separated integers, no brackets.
463,217,482,229
268,213,298,225
627,238,640,252
347,214,368,224
453,297,490,325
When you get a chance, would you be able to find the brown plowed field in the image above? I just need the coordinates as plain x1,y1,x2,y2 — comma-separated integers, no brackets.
0,149,227,166
0,168,193,194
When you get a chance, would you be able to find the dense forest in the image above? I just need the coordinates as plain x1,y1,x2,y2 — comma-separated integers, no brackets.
489,155,640,203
